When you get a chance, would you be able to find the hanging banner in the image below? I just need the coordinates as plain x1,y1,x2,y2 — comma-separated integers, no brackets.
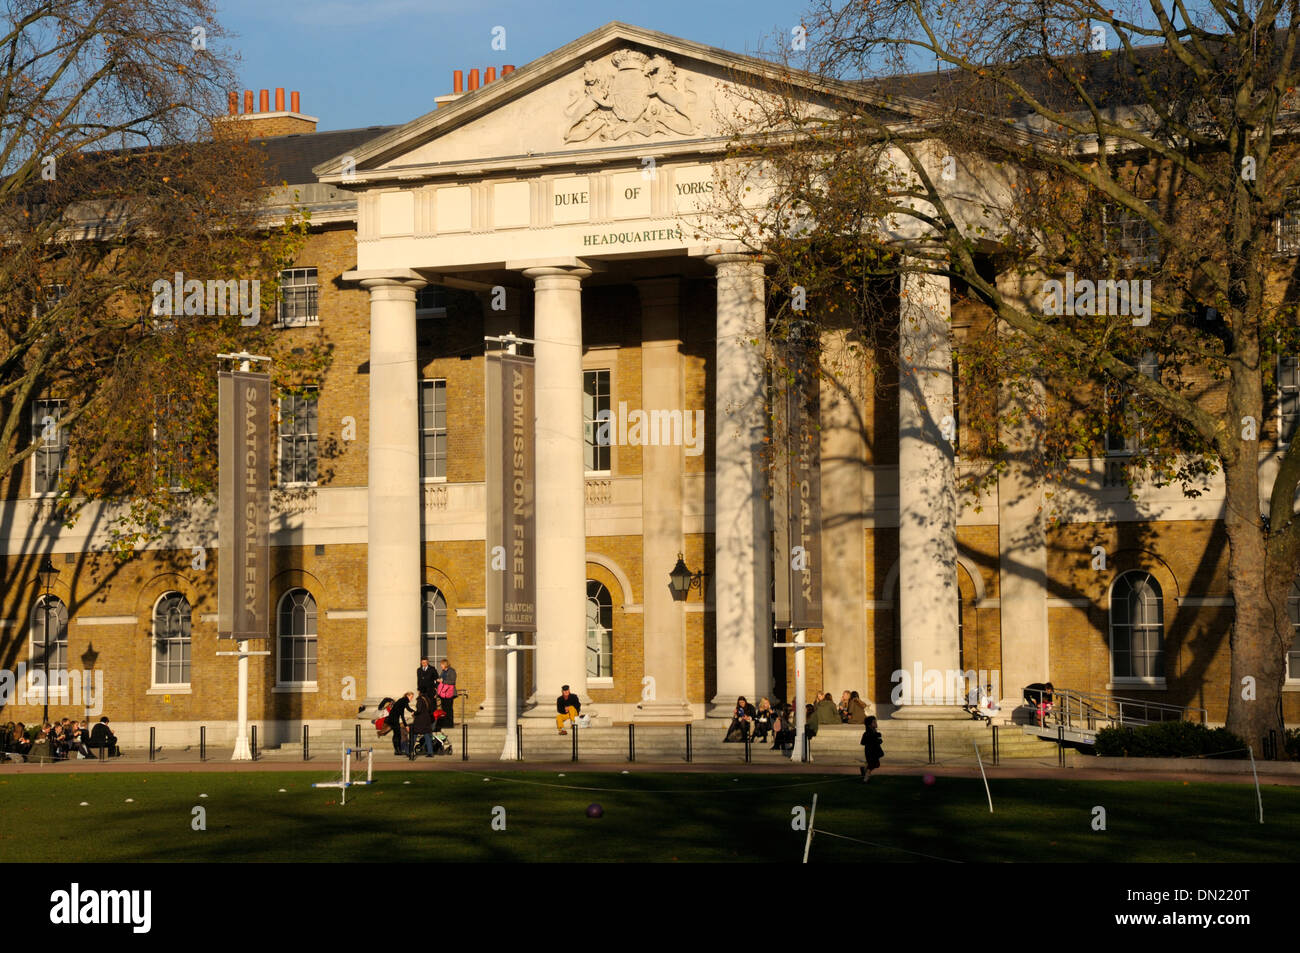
486,351,537,632
218,370,271,639
772,335,823,630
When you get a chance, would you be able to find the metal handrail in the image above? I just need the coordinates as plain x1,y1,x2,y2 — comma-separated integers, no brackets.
1044,687,1207,732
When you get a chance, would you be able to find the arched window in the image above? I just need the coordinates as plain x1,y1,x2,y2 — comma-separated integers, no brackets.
586,580,612,678
278,589,317,685
1110,571,1165,680
29,593,68,683
153,592,192,686
1287,581,1300,682
422,586,447,662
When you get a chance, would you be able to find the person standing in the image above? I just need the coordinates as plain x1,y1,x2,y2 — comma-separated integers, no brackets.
437,658,457,728
416,658,438,698
412,693,435,758
860,715,883,782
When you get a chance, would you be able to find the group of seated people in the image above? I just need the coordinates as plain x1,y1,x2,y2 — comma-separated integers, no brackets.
724,689,871,748
1,716,118,762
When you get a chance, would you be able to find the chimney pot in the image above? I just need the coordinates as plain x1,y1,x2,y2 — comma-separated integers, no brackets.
467,68,479,91
485,66,497,83
243,90,254,113
275,87,285,111
291,90,300,113
502,64,515,76
228,91,238,115
259,89,269,112
453,70,463,93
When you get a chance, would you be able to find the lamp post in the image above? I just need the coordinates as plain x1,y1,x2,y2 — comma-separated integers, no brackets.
668,554,705,601
37,556,59,725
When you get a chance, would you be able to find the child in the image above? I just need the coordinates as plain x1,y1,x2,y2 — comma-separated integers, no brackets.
860,715,883,783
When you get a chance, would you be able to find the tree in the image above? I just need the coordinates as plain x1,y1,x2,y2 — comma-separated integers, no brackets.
708,0,1300,751
0,0,317,553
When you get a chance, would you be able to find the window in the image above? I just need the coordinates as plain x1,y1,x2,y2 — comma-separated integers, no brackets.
420,380,447,480
1277,188,1300,256
153,592,192,686
416,285,447,319
1110,571,1165,681
586,580,613,679
278,389,318,485
422,586,447,662
276,268,318,326
1288,581,1300,682
584,370,611,473
31,398,68,494
28,594,68,701
277,589,318,685
153,393,196,490
1280,353,1300,445
1105,351,1159,455
1102,200,1160,268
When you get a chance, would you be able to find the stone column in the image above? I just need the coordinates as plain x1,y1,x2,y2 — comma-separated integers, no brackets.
635,278,694,721
475,286,523,724
893,264,964,718
521,263,591,707
995,273,1049,710
707,253,771,712
819,330,869,703
361,276,425,705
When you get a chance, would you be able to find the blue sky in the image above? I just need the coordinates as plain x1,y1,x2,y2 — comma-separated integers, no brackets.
215,0,806,131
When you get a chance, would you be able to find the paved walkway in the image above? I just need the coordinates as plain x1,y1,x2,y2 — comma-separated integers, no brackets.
4,750,1297,785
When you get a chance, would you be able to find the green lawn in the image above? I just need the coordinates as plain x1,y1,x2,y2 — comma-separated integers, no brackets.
1,770,1295,862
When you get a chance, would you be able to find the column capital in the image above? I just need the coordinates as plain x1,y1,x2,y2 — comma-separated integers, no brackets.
690,242,768,269
508,256,601,281
343,267,427,290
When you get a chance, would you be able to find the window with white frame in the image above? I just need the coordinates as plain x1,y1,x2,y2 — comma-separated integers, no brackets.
1105,351,1159,456
28,594,68,700
1279,353,1299,445
1110,571,1165,681
420,380,446,480
1277,187,1300,256
1102,199,1161,268
152,592,192,687
31,398,68,494
278,589,318,685
586,580,613,679
584,369,611,473
422,586,447,662
1288,581,1300,681
278,389,318,485
276,268,318,326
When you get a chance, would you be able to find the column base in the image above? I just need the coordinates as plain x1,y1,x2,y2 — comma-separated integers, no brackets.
474,698,507,726
634,700,695,723
889,704,970,721
706,694,750,718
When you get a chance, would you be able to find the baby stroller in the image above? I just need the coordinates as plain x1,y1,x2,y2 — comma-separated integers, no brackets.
963,684,1001,724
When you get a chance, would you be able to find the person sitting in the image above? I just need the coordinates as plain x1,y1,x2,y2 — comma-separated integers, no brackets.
837,690,852,722
844,691,868,724
752,698,774,742
68,721,91,759
812,692,840,728
771,702,796,752
724,696,755,742
88,717,118,758
555,685,582,735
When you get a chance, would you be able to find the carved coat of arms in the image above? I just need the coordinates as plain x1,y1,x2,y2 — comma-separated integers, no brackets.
564,50,696,143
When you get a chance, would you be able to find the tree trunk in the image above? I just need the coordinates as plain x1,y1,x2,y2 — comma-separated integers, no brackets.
1223,454,1288,755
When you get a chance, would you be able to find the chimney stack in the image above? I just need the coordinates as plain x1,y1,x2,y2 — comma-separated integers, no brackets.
222,87,317,137
485,66,497,84
228,91,239,115
467,68,480,91
453,70,464,93
244,90,254,113
274,87,285,111
291,90,300,113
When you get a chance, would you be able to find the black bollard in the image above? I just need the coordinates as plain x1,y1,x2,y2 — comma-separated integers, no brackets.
461,722,468,761
200,725,206,762
927,725,935,765
628,724,635,763
149,726,156,762
303,725,310,762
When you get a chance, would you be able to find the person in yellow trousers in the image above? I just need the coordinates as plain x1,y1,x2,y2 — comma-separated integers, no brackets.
555,685,582,734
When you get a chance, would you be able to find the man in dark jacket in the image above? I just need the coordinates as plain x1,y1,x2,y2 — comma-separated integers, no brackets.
555,685,581,734
88,717,117,757
411,694,435,757
416,658,438,698
388,692,414,755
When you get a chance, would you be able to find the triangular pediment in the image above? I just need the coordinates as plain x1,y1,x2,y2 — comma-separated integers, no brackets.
313,22,921,184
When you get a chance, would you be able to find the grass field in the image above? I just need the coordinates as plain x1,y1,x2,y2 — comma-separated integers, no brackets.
1,769,1296,862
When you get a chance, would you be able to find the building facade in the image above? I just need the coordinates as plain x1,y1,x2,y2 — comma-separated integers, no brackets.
2,22,1297,746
